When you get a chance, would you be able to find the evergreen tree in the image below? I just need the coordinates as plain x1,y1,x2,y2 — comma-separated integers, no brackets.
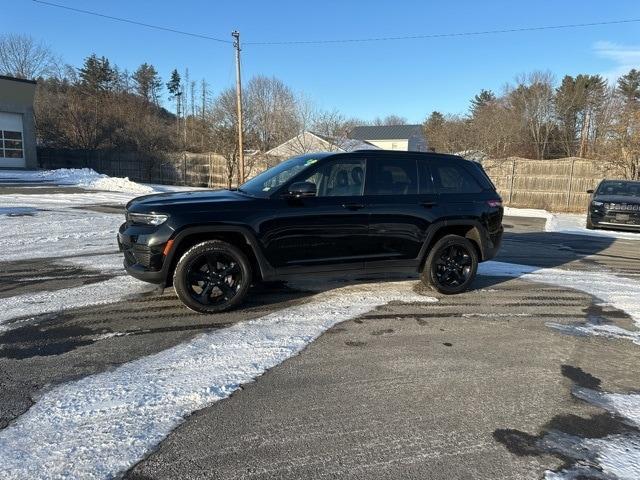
167,69,182,138
469,89,496,117
133,63,162,104
78,54,115,92
617,69,640,105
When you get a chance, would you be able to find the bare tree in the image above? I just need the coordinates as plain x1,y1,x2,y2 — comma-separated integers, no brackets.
245,75,298,152
372,115,408,126
0,34,58,79
507,71,556,159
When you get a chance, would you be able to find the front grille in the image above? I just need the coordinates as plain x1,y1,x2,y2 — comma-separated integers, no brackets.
605,202,640,212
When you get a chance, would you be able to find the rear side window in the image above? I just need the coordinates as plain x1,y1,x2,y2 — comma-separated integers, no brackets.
431,161,483,193
418,161,435,194
365,157,417,195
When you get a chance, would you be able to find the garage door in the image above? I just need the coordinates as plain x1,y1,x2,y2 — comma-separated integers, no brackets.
0,112,25,168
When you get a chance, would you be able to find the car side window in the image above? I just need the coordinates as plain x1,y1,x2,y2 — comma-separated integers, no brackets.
431,161,483,194
418,161,436,194
365,158,417,195
299,159,366,197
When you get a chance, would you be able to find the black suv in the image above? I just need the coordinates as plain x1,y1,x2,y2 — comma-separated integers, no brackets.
118,151,503,313
587,179,640,231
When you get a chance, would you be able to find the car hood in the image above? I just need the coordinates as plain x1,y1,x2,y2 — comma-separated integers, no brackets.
593,194,640,204
126,189,253,212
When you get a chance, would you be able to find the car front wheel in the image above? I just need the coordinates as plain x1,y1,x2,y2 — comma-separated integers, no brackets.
173,240,251,313
421,234,478,294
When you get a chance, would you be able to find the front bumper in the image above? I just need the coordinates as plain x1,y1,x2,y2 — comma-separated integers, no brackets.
590,207,640,231
118,223,171,284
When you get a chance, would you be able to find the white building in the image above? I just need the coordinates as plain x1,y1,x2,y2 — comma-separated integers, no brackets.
0,75,37,169
349,124,428,152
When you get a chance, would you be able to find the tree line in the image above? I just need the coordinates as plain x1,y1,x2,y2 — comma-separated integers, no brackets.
3,33,638,180
424,70,640,179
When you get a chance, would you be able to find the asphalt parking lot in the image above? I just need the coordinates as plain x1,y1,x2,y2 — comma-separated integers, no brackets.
1,184,640,479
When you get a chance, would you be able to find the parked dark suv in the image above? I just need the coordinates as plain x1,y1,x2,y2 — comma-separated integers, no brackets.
587,179,640,231
118,151,503,313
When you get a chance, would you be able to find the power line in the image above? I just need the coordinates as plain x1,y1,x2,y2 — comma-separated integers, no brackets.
245,18,640,45
32,0,231,44
30,1,640,47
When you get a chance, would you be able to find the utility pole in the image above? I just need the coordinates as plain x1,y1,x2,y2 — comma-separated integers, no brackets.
232,30,245,185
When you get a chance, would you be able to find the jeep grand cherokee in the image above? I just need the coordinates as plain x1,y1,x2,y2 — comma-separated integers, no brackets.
118,151,503,313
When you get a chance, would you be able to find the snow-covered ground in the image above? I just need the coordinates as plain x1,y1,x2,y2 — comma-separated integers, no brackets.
0,169,197,326
0,169,207,262
505,206,640,240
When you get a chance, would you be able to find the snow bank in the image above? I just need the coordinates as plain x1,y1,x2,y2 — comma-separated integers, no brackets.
0,282,437,479
505,207,640,240
0,168,155,194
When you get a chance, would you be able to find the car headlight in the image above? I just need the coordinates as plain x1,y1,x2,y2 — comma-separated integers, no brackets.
591,201,603,207
127,212,168,226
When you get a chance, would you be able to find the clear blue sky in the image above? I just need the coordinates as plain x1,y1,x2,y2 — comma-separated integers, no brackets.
10,0,640,122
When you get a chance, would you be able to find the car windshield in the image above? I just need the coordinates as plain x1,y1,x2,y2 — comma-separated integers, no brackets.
596,181,640,197
239,153,328,198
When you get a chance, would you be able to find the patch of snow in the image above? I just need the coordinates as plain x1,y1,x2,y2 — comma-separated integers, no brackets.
479,261,640,345
573,387,640,429
504,206,553,219
542,430,640,480
0,275,156,328
0,207,123,262
541,387,640,479
62,252,127,274
0,282,437,479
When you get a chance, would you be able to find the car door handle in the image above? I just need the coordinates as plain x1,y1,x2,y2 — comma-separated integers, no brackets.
342,203,365,210
420,201,438,208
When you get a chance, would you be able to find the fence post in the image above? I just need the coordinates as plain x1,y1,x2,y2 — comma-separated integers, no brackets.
508,158,516,205
183,153,187,186
566,158,576,211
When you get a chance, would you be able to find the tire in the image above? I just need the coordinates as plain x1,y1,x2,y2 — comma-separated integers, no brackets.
173,240,252,314
421,235,478,295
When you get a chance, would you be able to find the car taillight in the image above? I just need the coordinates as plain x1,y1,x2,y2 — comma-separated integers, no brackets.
487,199,502,207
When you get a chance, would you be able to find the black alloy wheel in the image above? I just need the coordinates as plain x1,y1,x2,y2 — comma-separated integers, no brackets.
434,244,473,287
422,234,478,294
174,240,251,313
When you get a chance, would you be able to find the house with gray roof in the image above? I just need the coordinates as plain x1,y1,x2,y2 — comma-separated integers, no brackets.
348,124,428,152
265,131,378,157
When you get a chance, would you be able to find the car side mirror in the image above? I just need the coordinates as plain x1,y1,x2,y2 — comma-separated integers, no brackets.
586,189,594,194
287,181,316,198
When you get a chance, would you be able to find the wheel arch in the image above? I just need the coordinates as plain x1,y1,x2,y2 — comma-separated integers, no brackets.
162,225,274,287
418,220,487,271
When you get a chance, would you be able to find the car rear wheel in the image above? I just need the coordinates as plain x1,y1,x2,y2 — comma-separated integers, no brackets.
421,235,478,294
173,240,251,313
